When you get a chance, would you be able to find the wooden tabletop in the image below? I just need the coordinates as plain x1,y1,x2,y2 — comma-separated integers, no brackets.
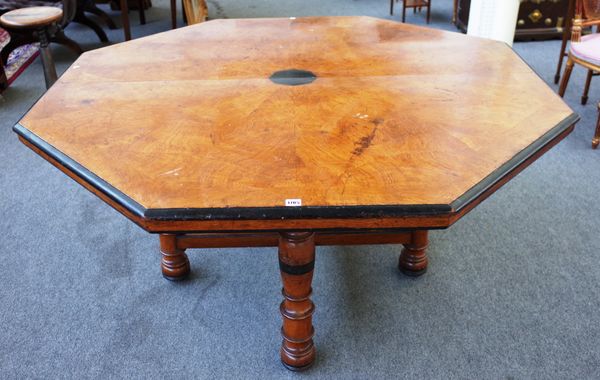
15,17,577,229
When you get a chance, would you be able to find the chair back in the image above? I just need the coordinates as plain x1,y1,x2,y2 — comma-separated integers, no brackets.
572,0,600,41
582,0,600,19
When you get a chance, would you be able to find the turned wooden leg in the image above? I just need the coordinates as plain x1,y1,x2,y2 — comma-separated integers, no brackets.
160,234,190,281
558,58,574,97
582,69,593,105
398,230,428,276
554,0,573,84
278,232,316,371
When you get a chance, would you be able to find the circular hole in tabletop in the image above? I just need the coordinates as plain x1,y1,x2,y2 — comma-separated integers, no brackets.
269,69,317,86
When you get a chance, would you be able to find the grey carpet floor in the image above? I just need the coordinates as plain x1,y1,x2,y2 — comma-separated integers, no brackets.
1,0,600,378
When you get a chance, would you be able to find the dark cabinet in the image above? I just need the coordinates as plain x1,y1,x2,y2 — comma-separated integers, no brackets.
455,0,570,41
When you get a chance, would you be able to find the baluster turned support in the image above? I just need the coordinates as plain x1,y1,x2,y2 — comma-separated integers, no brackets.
398,230,429,276
278,231,316,371
160,234,190,281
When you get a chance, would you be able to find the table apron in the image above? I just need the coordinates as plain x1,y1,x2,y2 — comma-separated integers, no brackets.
175,230,414,250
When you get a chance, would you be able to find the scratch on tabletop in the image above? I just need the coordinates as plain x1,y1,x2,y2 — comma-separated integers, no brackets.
161,168,182,176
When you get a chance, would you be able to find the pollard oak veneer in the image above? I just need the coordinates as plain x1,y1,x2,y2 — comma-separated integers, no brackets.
14,17,578,370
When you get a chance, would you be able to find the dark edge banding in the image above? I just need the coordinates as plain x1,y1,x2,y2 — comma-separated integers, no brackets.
279,260,315,275
13,124,147,218
144,204,451,221
450,112,579,212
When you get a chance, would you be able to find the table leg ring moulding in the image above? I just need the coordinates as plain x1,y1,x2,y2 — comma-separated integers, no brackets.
159,234,191,281
398,230,429,276
278,232,317,370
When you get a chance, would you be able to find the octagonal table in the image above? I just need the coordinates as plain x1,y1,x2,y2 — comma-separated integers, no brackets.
14,16,577,370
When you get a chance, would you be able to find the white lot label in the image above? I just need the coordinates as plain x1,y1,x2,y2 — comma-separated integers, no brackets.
285,199,302,207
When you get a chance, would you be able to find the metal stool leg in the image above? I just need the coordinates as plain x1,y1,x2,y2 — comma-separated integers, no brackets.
36,28,58,89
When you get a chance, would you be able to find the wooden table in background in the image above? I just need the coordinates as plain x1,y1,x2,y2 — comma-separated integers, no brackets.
14,17,577,370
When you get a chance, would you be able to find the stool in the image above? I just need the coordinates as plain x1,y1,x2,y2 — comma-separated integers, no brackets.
0,6,62,88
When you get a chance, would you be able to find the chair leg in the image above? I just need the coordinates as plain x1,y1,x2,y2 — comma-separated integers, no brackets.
51,29,83,56
84,2,117,29
593,104,600,149
0,66,8,91
452,0,457,23
555,0,575,84
555,36,570,85
390,0,394,15
426,0,431,23
581,69,593,105
171,0,177,28
402,2,406,22
120,0,132,40
36,28,58,89
72,10,109,42
558,58,574,97
138,0,146,25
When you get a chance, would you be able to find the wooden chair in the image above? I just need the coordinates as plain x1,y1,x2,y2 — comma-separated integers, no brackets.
558,0,600,106
390,0,431,24
182,0,206,25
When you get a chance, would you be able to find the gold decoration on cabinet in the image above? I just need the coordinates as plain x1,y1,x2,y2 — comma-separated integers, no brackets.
529,9,543,23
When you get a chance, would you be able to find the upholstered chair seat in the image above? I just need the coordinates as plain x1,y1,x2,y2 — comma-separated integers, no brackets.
570,33,600,66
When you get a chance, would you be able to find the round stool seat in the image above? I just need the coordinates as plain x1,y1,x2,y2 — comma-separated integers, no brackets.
0,6,62,29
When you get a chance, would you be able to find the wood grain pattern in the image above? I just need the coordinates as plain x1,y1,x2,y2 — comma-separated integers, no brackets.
17,17,576,227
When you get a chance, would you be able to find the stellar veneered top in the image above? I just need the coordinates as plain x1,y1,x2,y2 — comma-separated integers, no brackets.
18,16,575,214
